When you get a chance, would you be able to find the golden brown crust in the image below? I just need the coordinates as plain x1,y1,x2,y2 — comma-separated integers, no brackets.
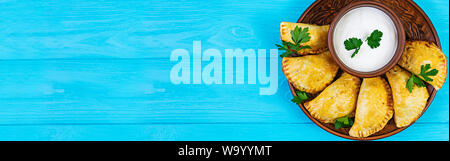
349,77,394,138
398,41,448,90
304,72,361,123
282,51,339,94
280,22,329,55
386,66,429,128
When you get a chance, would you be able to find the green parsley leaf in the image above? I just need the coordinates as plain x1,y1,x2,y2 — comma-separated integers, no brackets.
406,75,415,92
291,91,309,104
366,29,383,49
406,75,418,92
413,75,426,87
291,26,311,45
298,45,312,50
276,41,296,58
334,121,343,129
275,26,311,57
334,115,353,129
344,38,363,58
405,64,438,93
406,74,426,93
420,64,439,82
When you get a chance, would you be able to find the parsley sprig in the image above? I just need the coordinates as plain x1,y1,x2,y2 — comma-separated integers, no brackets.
344,29,383,58
334,115,353,129
291,26,311,45
291,90,309,104
406,74,425,92
366,29,383,49
276,26,312,58
344,38,363,58
405,64,439,93
276,41,296,58
420,64,439,82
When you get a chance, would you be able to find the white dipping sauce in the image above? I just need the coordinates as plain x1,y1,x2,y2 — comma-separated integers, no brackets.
333,7,398,72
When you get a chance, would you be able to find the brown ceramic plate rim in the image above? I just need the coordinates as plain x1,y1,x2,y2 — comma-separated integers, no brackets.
328,1,406,78
289,0,440,141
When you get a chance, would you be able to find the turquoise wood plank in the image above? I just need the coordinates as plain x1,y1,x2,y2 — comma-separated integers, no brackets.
0,0,307,59
413,0,450,125
0,59,447,126
0,0,448,141
1,0,446,59
0,123,446,141
0,59,304,125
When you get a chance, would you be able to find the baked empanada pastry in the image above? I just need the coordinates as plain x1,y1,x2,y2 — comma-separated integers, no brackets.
386,66,429,128
398,41,448,90
282,51,339,94
349,77,394,138
280,22,329,55
304,72,361,123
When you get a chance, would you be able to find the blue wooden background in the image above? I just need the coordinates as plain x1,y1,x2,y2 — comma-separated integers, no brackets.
0,0,448,141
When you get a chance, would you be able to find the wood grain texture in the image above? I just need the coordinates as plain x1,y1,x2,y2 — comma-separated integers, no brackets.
0,0,302,59
0,123,447,141
0,0,447,140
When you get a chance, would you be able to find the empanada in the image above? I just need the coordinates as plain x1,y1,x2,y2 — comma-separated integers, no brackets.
280,22,329,55
349,77,394,138
386,65,429,128
282,51,339,94
398,41,448,90
304,72,361,123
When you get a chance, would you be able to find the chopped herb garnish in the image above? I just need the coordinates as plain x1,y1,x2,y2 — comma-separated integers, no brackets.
334,115,353,129
343,29,383,58
406,74,425,93
366,29,383,49
276,41,296,58
291,26,311,45
405,64,438,93
291,90,309,104
419,64,439,82
344,37,363,58
276,26,311,57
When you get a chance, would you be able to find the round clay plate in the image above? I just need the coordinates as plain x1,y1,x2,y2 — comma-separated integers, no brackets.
289,0,441,140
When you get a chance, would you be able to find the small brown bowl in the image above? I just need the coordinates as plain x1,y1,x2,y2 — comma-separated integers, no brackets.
328,1,405,78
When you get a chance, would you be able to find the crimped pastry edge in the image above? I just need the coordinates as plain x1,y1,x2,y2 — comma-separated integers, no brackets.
281,56,338,94
304,73,360,123
349,77,394,138
399,41,448,90
386,66,430,128
279,22,328,55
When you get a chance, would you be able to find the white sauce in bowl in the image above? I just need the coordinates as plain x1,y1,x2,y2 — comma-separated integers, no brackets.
333,7,398,72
